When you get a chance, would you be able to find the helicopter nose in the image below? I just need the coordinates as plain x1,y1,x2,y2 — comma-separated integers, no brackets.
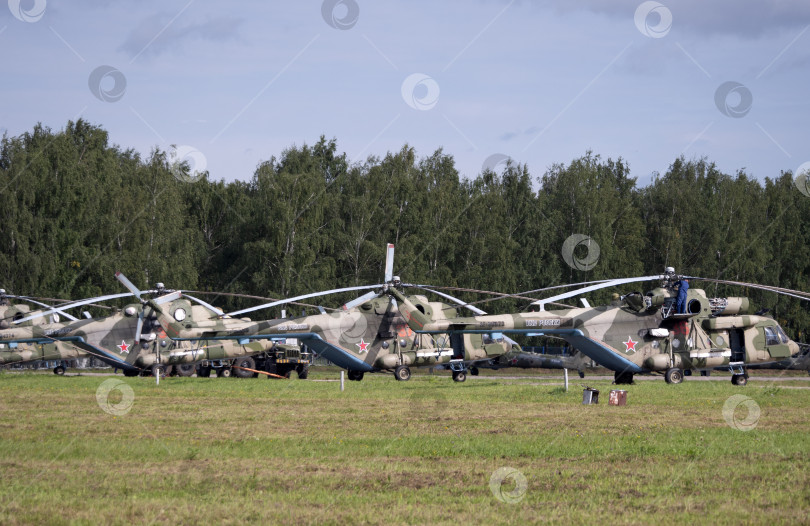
789,340,801,358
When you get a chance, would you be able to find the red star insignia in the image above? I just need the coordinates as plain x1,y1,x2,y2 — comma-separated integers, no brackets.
356,338,369,353
623,337,637,352
117,341,130,354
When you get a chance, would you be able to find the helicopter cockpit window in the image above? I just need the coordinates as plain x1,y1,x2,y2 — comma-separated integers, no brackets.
482,332,504,345
777,326,789,344
764,326,780,346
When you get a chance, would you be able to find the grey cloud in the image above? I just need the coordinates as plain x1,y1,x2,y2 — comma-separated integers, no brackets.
769,53,810,76
119,14,243,58
539,0,810,38
500,127,542,141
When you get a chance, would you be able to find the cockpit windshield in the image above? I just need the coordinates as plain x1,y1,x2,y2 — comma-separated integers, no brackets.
483,332,505,344
776,326,789,344
764,326,781,346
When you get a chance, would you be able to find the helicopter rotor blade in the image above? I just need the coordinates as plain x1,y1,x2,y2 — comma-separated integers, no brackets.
531,276,665,309
12,292,136,325
134,311,144,343
180,290,339,312
115,271,143,299
410,287,526,346
414,287,487,315
116,271,164,344
154,291,183,305
225,285,383,318
181,293,224,316
520,274,810,309
4,296,80,321
340,242,394,312
341,290,380,311
404,283,550,305
384,243,395,283
683,277,810,302
430,279,616,309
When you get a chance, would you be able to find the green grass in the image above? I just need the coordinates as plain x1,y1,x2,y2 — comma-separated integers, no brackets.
0,371,809,525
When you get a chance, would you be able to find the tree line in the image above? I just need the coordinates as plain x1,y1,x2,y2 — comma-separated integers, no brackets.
1,120,808,340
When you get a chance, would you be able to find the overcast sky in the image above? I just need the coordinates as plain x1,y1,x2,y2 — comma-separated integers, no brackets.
3,0,809,185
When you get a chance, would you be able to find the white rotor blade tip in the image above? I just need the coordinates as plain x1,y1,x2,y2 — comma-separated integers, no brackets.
384,244,395,283
342,291,379,311
155,291,182,305
115,272,142,298
134,313,144,343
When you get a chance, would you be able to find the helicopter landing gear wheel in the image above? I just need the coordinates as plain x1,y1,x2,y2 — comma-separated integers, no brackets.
394,365,411,381
175,364,195,377
731,374,748,386
665,368,684,384
452,370,467,383
217,367,232,378
470,367,479,376
151,364,166,377
613,371,634,385
232,357,255,378
53,365,65,375
347,370,364,381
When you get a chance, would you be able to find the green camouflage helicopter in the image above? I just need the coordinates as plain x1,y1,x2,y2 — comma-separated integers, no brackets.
748,343,810,375
387,269,804,386
0,339,82,375
465,346,592,378
0,289,92,374
136,245,517,382
0,283,279,377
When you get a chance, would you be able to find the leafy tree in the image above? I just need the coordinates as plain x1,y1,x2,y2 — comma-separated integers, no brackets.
1,121,808,339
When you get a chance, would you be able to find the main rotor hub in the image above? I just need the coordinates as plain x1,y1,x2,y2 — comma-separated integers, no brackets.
662,267,684,288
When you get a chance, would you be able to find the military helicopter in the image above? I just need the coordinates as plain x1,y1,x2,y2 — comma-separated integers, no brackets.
0,289,91,374
464,346,592,378
0,340,84,375
747,343,810,375
386,269,804,386
0,282,279,377
136,245,517,382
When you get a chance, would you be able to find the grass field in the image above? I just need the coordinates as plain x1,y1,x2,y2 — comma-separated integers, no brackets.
1,369,809,525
